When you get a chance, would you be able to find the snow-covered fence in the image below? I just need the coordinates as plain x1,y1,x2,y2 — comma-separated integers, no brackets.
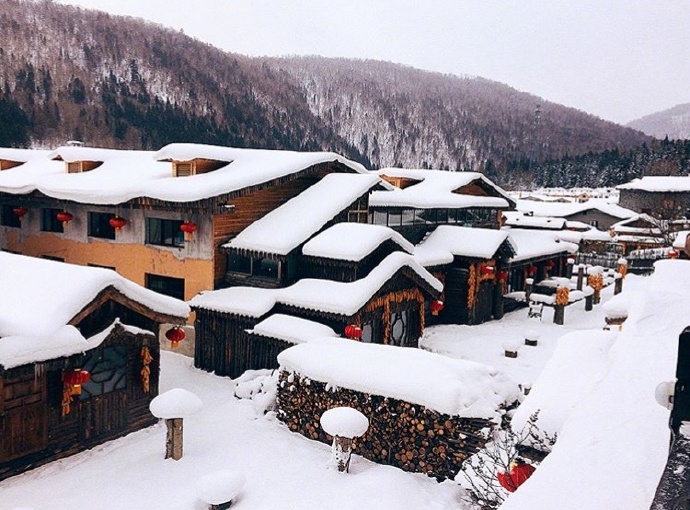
276,339,519,480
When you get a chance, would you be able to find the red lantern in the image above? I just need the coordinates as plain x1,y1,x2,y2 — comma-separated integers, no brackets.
480,265,495,276
546,260,556,269
669,249,679,259
344,324,363,339
12,206,28,219
498,270,509,282
430,300,444,316
497,460,536,493
526,264,537,276
109,216,127,232
180,220,197,241
56,211,73,227
63,369,91,395
165,326,186,349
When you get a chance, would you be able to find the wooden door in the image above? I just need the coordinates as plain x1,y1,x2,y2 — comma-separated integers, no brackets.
0,371,47,462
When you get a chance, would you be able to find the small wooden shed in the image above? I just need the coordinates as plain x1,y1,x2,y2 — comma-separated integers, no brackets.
0,253,189,480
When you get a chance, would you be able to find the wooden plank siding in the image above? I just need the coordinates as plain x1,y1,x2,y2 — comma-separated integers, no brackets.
0,326,160,481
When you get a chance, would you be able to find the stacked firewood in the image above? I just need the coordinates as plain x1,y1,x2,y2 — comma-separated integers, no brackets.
276,370,497,480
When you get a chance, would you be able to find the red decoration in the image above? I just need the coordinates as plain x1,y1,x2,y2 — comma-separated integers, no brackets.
63,369,91,395
669,249,679,259
497,460,536,493
344,324,363,339
109,216,127,231
430,300,444,316
165,326,186,349
526,264,538,276
56,211,73,226
480,265,495,276
12,207,28,219
546,260,556,269
180,221,197,241
498,270,509,282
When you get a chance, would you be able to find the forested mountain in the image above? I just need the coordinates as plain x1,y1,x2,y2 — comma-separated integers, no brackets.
0,0,652,185
627,103,690,141
526,138,690,189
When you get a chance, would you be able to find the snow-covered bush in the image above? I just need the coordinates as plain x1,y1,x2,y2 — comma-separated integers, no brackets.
459,411,556,510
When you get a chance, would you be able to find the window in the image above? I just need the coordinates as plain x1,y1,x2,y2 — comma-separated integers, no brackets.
347,197,369,223
390,309,412,347
146,218,184,247
80,346,127,399
145,273,185,300
253,257,280,279
360,319,383,344
41,208,64,233
227,253,252,274
371,210,388,225
0,204,21,228
589,220,599,228
88,212,116,239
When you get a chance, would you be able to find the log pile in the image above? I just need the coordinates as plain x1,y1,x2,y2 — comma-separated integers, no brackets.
276,370,497,480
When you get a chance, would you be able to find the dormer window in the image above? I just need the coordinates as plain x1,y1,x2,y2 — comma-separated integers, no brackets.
0,159,23,170
380,175,422,189
67,160,102,173
173,158,227,177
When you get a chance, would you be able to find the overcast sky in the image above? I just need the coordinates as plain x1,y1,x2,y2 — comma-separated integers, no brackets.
55,0,690,125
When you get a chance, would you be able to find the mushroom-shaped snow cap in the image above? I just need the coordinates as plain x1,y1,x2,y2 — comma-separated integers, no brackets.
320,406,369,438
196,470,246,506
149,388,203,419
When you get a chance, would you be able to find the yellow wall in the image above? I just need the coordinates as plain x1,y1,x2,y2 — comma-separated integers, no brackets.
6,231,214,302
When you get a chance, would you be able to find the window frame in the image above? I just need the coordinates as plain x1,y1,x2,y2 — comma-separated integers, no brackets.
41,208,64,233
145,217,185,248
88,212,116,240
145,273,185,300
0,204,21,228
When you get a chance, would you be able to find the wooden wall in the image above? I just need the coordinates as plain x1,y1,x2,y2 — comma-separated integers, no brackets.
0,326,159,481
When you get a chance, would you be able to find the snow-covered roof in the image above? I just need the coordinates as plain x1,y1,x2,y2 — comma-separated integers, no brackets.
224,173,380,255
302,223,413,261
248,314,338,344
503,212,567,230
0,143,367,204
505,229,579,263
369,168,513,209
617,176,690,192
0,253,189,368
190,252,442,317
516,198,636,220
277,338,520,420
414,226,516,266
0,147,53,163
611,214,662,235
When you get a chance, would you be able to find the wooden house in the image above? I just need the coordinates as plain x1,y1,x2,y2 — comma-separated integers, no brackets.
414,226,517,325
610,214,666,254
0,252,189,480
618,176,690,220
515,198,636,231
222,173,381,288
190,252,443,378
369,168,516,244
0,144,369,302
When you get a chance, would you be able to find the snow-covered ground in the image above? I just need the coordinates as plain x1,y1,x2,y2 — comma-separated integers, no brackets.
0,267,682,509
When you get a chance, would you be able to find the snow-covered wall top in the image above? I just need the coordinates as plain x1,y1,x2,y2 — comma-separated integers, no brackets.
617,176,690,192
0,147,53,163
414,226,515,266
224,173,380,255
0,252,189,339
369,168,512,209
277,338,520,420
302,223,414,261
190,252,442,317
504,229,579,262
0,143,367,204
503,212,567,230
516,198,636,220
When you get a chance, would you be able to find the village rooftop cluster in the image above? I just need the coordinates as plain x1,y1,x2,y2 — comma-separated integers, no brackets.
1,142,689,507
